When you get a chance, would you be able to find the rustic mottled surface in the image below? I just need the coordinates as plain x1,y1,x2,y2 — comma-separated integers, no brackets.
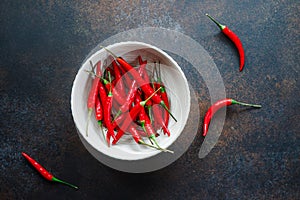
0,0,299,199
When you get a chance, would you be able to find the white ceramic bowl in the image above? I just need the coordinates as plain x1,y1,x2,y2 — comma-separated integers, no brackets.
71,41,190,161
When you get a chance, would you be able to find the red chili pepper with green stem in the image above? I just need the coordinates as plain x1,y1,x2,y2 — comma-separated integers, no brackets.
142,103,165,149
206,14,245,71
138,57,154,107
103,71,117,146
101,47,177,122
152,104,171,136
203,98,262,136
86,61,102,136
153,62,171,134
134,92,153,144
22,152,78,190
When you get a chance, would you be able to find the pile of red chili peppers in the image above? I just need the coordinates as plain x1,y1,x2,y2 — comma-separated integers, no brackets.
86,51,174,153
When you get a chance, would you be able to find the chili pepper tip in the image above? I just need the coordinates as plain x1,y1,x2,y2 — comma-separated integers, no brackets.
138,140,174,153
52,177,79,190
231,99,262,108
100,45,118,59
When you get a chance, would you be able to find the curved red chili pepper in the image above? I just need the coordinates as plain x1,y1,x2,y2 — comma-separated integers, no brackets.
103,72,117,146
86,61,102,136
152,104,171,136
143,108,162,147
134,93,162,146
153,62,171,131
134,92,153,144
206,14,245,71
202,98,262,136
22,152,78,189
104,93,115,145
160,86,170,128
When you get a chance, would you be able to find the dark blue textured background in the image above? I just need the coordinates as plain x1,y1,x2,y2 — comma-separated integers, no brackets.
0,1,299,199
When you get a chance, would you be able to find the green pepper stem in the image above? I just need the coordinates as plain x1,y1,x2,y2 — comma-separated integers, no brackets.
150,134,162,149
98,121,106,140
147,106,153,123
85,108,92,137
140,122,153,144
138,140,174,153
112,110,122,122
100,46,118,59
231,99,262,108
205,14,226,30
160,101,177,122
140,87,162,107
107,71,112,93
52,177,78,190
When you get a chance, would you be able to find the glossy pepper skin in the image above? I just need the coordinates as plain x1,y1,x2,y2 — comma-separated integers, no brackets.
95,95,103,122
206,14,245,71
86,61,102,136
21,152,78,190
202,98,262,136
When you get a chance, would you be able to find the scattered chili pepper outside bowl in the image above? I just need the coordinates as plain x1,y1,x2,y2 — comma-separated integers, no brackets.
71,41,190,161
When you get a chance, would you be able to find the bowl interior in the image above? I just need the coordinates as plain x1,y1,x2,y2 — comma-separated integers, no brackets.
71,41,190,160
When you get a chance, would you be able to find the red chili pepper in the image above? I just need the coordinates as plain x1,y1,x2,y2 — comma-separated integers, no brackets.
98,80,107,128
138,58,154,107
95,95,103,123
134,92,153,144
143,106,163,148
86,61,102,136
112,59,126,97
152,62,171,135
160,86,170,128
203,98,262,136
21,152,78,190
95,94,106,140
103,72,116,146
206,14,245,71
102,47,177,122
152,104,171,136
